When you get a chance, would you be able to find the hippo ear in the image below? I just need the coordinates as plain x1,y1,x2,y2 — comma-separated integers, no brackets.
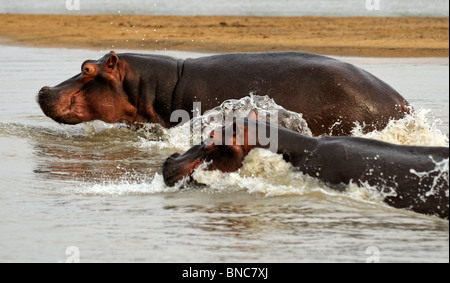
107,51,119,69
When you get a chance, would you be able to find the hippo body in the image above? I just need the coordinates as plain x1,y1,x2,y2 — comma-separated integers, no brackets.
174,52,409,135
163,119,449,219
38,51,410,136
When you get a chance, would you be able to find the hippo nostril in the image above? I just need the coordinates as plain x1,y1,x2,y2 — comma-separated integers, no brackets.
170,153,181,159
39,86,50,94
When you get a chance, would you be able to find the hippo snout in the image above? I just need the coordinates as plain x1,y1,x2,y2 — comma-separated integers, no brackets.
163,154,184,187
39,86,51,95
37,86,52,105
162,147,208,187
37,86,60,120
169,153,181,159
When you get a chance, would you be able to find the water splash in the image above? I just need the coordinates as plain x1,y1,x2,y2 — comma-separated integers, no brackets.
69,173,179,196
193,148,331,197
351,109,449,147
139,94,311,152
139,96,449,153
72,95,448,212
138,96,448,212
410,157,449,199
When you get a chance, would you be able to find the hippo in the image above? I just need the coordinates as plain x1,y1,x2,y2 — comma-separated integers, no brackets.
38,51,410,136
163,118,449,219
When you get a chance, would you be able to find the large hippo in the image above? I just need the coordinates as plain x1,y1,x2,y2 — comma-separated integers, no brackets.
38,51,410,136
163,118,449,219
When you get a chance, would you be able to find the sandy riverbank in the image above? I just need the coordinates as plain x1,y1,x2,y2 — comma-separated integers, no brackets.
0,14,448,57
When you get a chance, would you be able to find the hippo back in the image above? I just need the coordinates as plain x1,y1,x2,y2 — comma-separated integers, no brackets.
172,52,409,136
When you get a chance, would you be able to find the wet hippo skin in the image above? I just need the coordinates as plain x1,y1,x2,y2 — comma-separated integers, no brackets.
163,119,449,219
38,51,410,136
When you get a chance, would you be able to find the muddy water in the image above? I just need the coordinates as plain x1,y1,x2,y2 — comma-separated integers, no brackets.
0,45,448,262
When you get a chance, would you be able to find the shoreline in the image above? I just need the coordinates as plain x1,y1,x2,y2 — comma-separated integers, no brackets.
0,14,449,57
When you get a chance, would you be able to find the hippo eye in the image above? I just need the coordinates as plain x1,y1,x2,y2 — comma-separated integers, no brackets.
83,65,95,75
84,67,92,74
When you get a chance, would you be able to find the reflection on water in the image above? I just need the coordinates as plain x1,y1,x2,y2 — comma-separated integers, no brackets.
0,45,448,262
32,130,159,184
159,191,449,262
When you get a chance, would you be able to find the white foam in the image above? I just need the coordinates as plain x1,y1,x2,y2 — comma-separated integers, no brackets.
193,148,334,197
180,97,449,206
189,147,400,212
351,108,449,147
68,173,179,196
410,158,449,198
139,94,311,152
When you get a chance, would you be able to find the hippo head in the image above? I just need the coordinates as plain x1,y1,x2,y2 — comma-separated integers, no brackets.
163,119,257,187
37,51,137,125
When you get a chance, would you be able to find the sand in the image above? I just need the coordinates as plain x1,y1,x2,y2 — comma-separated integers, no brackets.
0,14,448,57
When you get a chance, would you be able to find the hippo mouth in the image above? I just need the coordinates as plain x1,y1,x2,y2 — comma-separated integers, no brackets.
163,158,207,187
53,90,89,124
39,87,92,125
163,145,214,187
69,91,80,111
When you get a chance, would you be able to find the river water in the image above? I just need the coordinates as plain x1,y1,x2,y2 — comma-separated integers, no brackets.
1,0,449,17
0,45,448,262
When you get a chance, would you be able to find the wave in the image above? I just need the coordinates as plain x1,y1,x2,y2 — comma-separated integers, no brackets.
65,173,179,196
